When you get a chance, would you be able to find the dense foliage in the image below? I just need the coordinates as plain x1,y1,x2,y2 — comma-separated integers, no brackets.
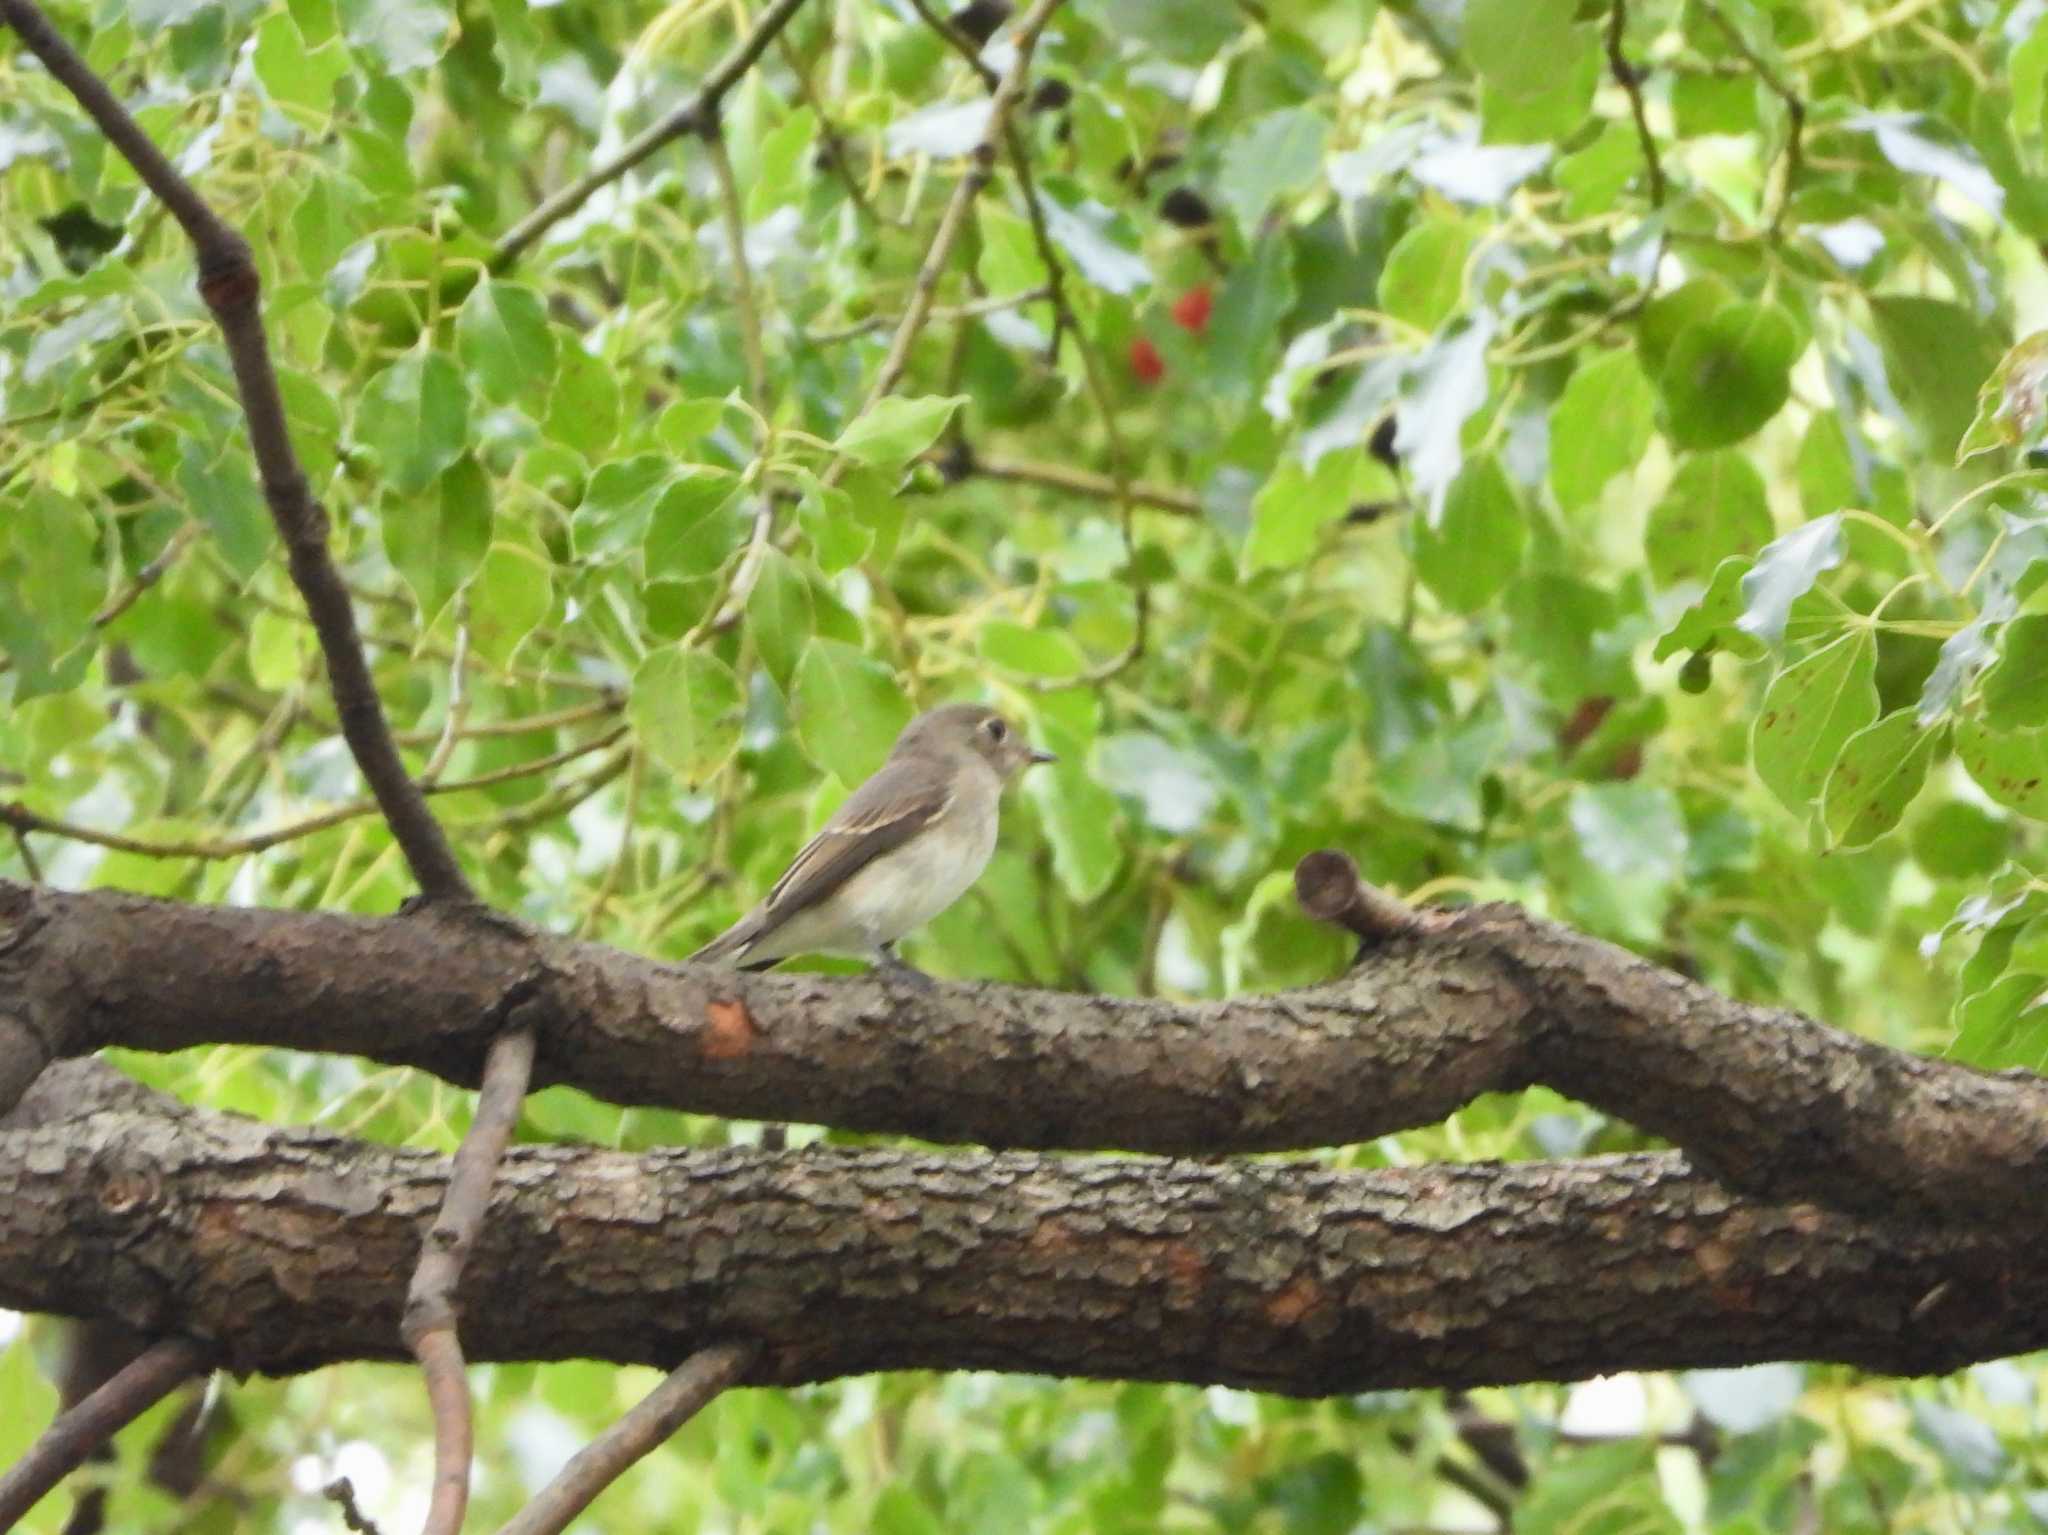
6,0,2048,1528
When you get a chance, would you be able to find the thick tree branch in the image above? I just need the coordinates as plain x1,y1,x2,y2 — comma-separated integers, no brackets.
0,1336,210,1531
1,1073,2041,1392
490,0,814,269
0,0,472,907
2,874,2043,1224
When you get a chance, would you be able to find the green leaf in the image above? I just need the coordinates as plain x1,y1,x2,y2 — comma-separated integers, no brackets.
832,395,966,471
1736,514,1843,648
1752,631,1878,815
1659,301,1800,450
1217,109,1329,231
0,1335,60,1514
745,547,814,689
575,456,676,561
1549,349,1656,512
1911,800,2009,879
546,341,621,456
468,540,551,664
791,640,912,782
1869,295,2004,460
643,473,746,581
1957,330,2048,465
631,646,744,785
1244,448,1388,572
456,280,556,407
177,436,271,577
1075,0,1241,65
1653,555,1764,664
1823,711,1943,848
336,0,450,73
253,10,349,113
357,347,470,493
1982,613,2048,728
1464,0,1576,100
1377,216,1475,332
382,455,492,620
1413,453,1522,612
1566,782,1688,944
978,620,1087,678
1957,714,2048,819
1518,1441,1679,1535
1951,967,2048,1071
1646,450,1774,589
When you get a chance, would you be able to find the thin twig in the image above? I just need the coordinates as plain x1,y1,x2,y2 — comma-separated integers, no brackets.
403,1025,540,1535
805,285,1051,343
1700,2,1805,234
393,694,624,748
0,1338,210,1530
1605,0,1665,207
420,618,472,785
0,724,629,861
774,32,880,223
93,521,201,628
491,0,815,268
940,449,1199,514
704,126,770,410
902,0,1000,87
826,0,1067,488
0,0,473,905
9,826,42,882
325,1476,387,1535
491,1342,758,1535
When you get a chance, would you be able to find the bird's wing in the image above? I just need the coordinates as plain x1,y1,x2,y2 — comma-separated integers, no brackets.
762,767,952,920
689,764,951,964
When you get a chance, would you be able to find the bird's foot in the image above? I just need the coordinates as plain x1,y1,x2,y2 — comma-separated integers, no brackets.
874,945,937,990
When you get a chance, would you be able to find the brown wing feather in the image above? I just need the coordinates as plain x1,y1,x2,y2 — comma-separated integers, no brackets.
762,766,952,919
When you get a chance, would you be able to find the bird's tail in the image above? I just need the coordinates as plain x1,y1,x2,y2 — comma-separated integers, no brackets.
688,914,778,971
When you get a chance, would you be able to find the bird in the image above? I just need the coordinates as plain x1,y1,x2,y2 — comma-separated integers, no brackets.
689,701,1055,978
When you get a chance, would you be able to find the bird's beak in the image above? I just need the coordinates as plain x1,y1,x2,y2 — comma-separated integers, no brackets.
1027,747,1058,765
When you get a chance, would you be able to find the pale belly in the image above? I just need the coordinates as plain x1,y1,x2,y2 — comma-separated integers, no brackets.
753,804,998,959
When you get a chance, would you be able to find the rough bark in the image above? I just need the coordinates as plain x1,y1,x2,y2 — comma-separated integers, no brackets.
1,1064,2040,1393
3,879,2043,1224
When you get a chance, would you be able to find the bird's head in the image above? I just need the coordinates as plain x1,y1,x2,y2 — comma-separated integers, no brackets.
896,702,1057,781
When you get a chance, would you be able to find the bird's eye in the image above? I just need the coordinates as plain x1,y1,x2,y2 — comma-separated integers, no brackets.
985,718,1008,742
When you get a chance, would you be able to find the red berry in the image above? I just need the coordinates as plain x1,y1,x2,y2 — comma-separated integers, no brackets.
1128,335,1166,384
1170,284,1212,336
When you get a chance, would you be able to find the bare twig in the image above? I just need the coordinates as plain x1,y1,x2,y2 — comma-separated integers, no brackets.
93,521,200,628
828,0,1067,480
1700,2,1805,234
0,1337,210,1530
325,1476,386,1535
806,285,1051,343
1605,0,1665,207
937,448,1200,515
773,32,880,223
0,0,472,905
902,0,1001,88
492,1342,758,1535
8,826,41,883
403,1025,540,1535
0,724,630,862
1294,849,1430,945
491,0,814,268
705,127,770,411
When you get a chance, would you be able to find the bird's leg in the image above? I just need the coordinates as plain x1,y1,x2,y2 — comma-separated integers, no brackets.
874,943,936,990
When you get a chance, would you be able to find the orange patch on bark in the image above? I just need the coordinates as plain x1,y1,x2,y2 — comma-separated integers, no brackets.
703,998,757,1060
1264,1272,1325,1328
